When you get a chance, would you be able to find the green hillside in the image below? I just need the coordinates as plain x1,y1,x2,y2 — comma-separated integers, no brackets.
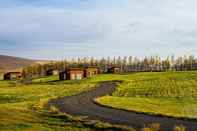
96,71,197,119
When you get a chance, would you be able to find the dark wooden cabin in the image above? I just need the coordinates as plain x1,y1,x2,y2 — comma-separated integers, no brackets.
108,67,120,74
59,68,84,80
4,72,22,80
84,67,99,78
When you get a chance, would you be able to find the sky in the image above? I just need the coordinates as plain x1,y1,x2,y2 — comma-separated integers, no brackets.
0,0,197,60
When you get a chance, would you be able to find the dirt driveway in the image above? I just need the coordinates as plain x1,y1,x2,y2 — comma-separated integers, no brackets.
48,82,197,131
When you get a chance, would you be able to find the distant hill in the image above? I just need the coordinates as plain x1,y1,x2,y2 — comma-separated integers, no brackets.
0,55,43,73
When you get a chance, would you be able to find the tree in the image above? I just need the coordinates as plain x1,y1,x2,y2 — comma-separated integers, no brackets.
189,55,195,70
164,56,171,71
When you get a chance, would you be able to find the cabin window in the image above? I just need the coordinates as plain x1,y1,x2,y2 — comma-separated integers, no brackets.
76,74,82,80
11,74,17,79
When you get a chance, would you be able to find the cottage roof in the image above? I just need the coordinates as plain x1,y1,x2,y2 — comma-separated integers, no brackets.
68,68,83,71
85,66,99,69
4,72,21,75
109,66,120,69
60,68,84,73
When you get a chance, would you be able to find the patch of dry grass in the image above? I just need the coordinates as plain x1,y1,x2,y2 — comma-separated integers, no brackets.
174,125,186,131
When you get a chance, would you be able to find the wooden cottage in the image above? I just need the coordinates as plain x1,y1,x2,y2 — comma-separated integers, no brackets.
4,72,22,80
84,67,99,78
108,67,120,74
59,68,84,80
46,69,59,76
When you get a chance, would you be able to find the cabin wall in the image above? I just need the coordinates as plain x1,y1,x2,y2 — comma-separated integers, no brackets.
4,73,22,80
108,67,120,74
69,71,84,80
84,68,99,77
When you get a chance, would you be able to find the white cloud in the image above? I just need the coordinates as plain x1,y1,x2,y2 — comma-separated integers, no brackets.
0,0,197,59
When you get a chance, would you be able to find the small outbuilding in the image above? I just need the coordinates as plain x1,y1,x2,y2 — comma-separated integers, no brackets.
108,67,121,74
46,69,59,76
4,72,22,80
84,67,99,78
59,68,84,80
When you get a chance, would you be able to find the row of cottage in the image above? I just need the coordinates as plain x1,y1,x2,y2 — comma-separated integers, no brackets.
3,67,121,81
59,67,99,80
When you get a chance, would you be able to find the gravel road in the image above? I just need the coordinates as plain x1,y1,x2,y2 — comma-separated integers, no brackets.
48,82,197,131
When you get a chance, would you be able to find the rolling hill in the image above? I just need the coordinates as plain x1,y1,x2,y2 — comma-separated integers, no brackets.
0,55,36,73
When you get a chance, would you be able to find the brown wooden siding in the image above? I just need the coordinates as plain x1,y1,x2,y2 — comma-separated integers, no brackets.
4,72,22,80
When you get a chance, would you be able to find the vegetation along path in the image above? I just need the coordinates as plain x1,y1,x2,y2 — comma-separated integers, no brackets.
48,82,197,131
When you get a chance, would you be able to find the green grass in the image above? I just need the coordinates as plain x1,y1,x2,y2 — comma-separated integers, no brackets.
0,75,135,131
95,71,197,119
1,71,197,130
32,75,59,83
0,76,98,131
96,96,197,119
114,72,197,98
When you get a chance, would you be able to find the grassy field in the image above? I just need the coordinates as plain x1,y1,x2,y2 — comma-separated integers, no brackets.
0,75,111,131
95,71,197,119
0,71,196,130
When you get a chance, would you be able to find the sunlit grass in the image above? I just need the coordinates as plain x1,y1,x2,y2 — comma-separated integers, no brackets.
96,96,197,119
1,71,197,130
0,75,135,131
96,71,197,119
0,76,97,131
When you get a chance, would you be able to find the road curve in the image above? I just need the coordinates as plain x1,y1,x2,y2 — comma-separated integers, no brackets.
48,82,197,131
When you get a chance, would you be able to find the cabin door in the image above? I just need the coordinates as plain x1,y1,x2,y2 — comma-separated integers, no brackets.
71,74,75,80
63,74,66,80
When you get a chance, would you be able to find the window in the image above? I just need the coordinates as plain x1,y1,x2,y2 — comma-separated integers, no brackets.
76,74,82,80
11,74,17,79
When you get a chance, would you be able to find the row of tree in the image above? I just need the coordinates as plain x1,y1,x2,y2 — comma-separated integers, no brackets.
22,55,197,78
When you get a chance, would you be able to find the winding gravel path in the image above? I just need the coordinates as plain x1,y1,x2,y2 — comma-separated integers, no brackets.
48,82,197,131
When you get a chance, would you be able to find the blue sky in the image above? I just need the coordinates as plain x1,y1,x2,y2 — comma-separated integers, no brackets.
0,0,197,59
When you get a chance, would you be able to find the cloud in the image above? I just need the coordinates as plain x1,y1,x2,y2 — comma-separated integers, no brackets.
0,0,197,59
0,7,111,44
